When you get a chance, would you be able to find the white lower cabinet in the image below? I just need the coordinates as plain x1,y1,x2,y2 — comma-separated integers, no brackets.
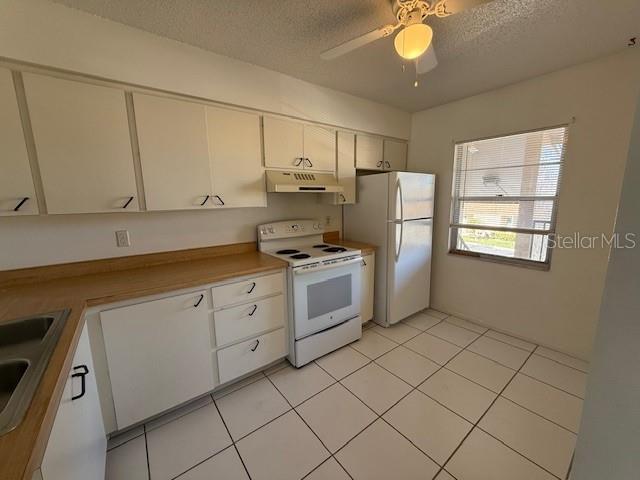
95,270,288,431
39,324,106,480
100,290,215,429
217,328,287,384
212,271,284,309
361,254,375,323
214,294,285,347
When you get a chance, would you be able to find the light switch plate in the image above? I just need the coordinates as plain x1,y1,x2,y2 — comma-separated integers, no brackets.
115,230,131,247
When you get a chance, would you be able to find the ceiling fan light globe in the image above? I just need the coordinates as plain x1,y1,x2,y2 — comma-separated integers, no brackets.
394,23,433,60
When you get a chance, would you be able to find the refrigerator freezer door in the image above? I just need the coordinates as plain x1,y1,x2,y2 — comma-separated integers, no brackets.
387,218,432,324
389,172,435,221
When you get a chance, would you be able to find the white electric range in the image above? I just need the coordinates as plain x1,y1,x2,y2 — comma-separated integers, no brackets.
258,219,363,367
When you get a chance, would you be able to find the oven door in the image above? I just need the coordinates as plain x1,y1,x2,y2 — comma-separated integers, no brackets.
292,258,362,340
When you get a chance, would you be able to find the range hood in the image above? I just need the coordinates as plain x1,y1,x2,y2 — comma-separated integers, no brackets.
266,170,343,193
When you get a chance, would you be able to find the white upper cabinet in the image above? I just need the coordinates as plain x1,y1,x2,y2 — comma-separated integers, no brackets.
333,131,356,205
263,117,336,172
206,106,266,208
263,116,304,170
303,124,336,172
355,134,384,170
23,74,138,214
0,68,37,216
383,139,408,171
133,93,213,211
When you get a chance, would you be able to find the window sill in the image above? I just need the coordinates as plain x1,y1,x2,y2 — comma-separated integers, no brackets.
448,249,551,271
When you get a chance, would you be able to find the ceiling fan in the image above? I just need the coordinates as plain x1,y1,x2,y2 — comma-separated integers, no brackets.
321,0,492,83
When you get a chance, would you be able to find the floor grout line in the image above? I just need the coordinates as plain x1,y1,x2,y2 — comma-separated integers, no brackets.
436,344,565,480
263,373,355,480
108,311,581,480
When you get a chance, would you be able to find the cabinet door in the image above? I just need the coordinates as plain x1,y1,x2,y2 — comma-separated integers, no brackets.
23,74,138,214
383,139,408,171
134,93,212,210
263,116,304,169
0,68,37,216
361,254,375,323
207,106,266,208
303,124,336,172
101,290,215,428
40,324,106,480
335,131,356,204
355,134,383,170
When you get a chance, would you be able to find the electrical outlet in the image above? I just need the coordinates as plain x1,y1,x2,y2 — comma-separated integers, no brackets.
115,230,131,247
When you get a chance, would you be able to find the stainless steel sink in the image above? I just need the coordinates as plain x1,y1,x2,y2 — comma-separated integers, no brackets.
0,309,70,435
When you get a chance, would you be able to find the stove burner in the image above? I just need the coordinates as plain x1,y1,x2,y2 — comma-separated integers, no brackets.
276,249,300,255
290,253,311,259
323,247,347,253
313,244,329,248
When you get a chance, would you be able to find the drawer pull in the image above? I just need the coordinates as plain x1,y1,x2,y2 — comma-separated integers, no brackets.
193,294,204,308
122,196,134,209
247,282,256,294
200,195,210,206
14,197,30,211
71,365,89,401
249,304,258,316
250,339,260,352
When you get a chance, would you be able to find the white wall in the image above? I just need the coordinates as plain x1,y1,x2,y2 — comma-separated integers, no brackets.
0,0,410,139
0,195,341,270
0,0,412,270
571,89,640,480
408,49,640,359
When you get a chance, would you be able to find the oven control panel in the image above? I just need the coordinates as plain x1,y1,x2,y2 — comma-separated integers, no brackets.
258,219,325,240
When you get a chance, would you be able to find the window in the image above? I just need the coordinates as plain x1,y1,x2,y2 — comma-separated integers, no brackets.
449,126,568,268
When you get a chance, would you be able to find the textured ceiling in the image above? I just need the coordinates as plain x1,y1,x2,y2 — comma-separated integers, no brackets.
50,0,640,111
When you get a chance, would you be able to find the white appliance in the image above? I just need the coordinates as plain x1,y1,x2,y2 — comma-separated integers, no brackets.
344,172,435,326
265,170,344,193
258,219,362,367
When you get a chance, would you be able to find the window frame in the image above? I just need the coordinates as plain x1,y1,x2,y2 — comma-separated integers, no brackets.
448,124,570,270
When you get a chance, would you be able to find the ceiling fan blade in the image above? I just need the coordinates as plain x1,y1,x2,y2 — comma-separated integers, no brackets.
321,26,395,60
416,44,438,75
434,0,494,17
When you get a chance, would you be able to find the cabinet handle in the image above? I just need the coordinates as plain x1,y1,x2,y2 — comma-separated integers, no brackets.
71,365,89,401
13,197,29,212
250,339,260,352
247,282,257,294
200,195,210,206
193,294,204,308
385,161,391,169
214,195,225,206
376,161,383,168
122,196,134,209
294,158,303,166
249,304,258,316
305,158,313,168
362,259,367,266
339,193,346,203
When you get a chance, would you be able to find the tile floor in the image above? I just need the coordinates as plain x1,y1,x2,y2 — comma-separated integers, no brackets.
106,310,588,480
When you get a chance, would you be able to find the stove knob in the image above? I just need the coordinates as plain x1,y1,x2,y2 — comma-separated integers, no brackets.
292,224,299,231
268,226,275,234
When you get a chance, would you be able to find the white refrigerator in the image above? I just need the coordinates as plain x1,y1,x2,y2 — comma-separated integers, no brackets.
344,172,435,326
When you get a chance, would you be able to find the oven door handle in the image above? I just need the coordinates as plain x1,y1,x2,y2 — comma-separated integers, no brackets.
293,257,363,275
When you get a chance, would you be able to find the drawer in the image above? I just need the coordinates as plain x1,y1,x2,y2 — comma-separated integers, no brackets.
217,328,287,384
214,295,286,347
212,271,284,308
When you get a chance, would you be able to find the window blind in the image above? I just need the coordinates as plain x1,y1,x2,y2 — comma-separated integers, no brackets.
450,126,568,265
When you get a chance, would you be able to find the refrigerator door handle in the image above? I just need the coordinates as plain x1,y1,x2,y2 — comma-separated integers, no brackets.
395,221,404,262
394,177,404,222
